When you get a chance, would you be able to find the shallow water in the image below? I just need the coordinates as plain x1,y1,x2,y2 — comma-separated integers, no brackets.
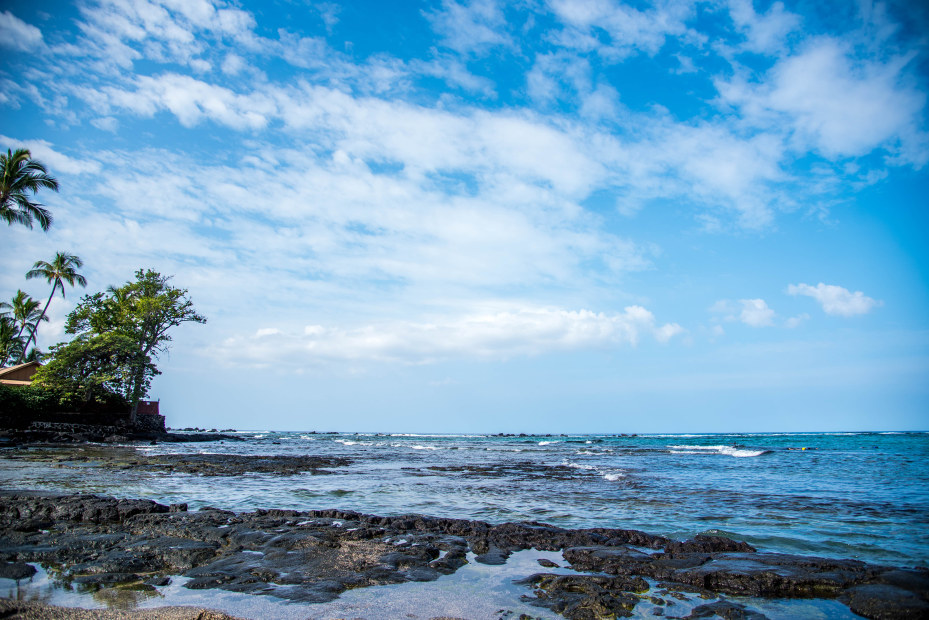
1,431,926,618
0,553,860,619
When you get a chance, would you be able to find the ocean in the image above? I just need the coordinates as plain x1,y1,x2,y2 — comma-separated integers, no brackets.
1,430,927,618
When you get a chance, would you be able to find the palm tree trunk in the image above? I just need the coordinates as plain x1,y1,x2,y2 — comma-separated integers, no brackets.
19,283,56,361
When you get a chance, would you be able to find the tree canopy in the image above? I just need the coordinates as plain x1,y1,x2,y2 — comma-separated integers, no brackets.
33,269,206,419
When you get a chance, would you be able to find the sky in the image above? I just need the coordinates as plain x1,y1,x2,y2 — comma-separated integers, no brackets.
1,0,927,433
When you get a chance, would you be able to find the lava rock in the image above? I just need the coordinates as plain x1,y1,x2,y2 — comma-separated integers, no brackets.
0,560,36,580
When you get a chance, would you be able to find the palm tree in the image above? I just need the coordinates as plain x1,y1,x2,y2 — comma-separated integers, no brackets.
0,316,25,367
23,252,87,354
1,290,46,364
0,148,59,231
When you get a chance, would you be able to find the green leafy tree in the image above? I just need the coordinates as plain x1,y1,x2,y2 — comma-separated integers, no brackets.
0,148,59,231
32,332,140,409
0,290,47,365
65,269,206,422
24,252,87,355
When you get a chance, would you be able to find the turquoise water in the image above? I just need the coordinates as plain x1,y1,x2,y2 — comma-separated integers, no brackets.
3,430,927,567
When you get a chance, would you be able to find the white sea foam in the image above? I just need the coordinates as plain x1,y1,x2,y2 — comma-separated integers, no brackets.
668,445,768,457
564,461,596,470
411,445,440,450
335,439,373,446
538,440,561,446
603,473,624,481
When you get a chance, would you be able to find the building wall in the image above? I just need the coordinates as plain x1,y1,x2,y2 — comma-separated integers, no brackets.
0,362,41,384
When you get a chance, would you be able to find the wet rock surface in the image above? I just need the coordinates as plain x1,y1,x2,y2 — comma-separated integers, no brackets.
0,422,242,445
0,491,926,619
0,598,245,619
516,573,647,619
0,446,349,476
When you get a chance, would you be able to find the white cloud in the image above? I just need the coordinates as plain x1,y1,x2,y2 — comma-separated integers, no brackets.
738,299,776,327
71,0,258,70
711,298,776,327
93,73,275,129
221,53,245,75
726,0,799,55
425,0,512,55
214,306,683,366
718,38,928,163
547,0,696,60
412,56,496,97
0,11,44,51
90,116,119,132
787,283,881,316
784,313,809,328
0,135,102,175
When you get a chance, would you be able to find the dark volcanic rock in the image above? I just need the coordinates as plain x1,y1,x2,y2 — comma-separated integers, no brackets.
840,583,929,619
685,600,769,619
670,552,882,598
517,573,647,619
664,534,757,555
0,560,36,579
0,490,926,619
537,558,559,568
0,446,349,476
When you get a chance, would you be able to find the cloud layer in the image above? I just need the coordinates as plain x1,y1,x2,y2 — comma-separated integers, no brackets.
216,306,683,366
0,0,921,370
788,283,882,316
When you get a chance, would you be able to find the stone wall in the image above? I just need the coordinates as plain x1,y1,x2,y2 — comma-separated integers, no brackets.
133,412,167,433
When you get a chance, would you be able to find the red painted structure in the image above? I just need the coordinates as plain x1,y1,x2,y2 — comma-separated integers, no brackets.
137,400,160,416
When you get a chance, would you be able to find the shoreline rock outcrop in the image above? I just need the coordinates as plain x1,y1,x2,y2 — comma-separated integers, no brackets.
1,491,927,619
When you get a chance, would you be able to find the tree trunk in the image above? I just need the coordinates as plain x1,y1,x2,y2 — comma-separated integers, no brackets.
18,283,56,362
128,351,150,425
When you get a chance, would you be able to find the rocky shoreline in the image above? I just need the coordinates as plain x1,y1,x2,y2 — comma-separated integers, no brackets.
1,491,927,619
0,599,243,619
0,424,241,446
0,445,350,477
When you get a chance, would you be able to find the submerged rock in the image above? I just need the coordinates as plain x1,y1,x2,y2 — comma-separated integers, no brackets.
516,573,646,619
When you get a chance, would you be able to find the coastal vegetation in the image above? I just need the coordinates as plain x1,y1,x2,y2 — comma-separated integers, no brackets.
23,252,87,355
0,147,64,365
2,145,206,422
33,269,206,420
0,291,45,364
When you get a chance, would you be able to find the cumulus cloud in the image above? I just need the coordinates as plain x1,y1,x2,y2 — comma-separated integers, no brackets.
0,11,43,51
718,38,928,163
738,299,776,327
787,283,881,316
711,298,776,327
214,306,683,366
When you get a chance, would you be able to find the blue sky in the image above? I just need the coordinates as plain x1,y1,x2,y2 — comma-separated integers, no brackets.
1,0,927,432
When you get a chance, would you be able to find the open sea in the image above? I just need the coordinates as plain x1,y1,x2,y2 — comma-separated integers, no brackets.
2,430,928,618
